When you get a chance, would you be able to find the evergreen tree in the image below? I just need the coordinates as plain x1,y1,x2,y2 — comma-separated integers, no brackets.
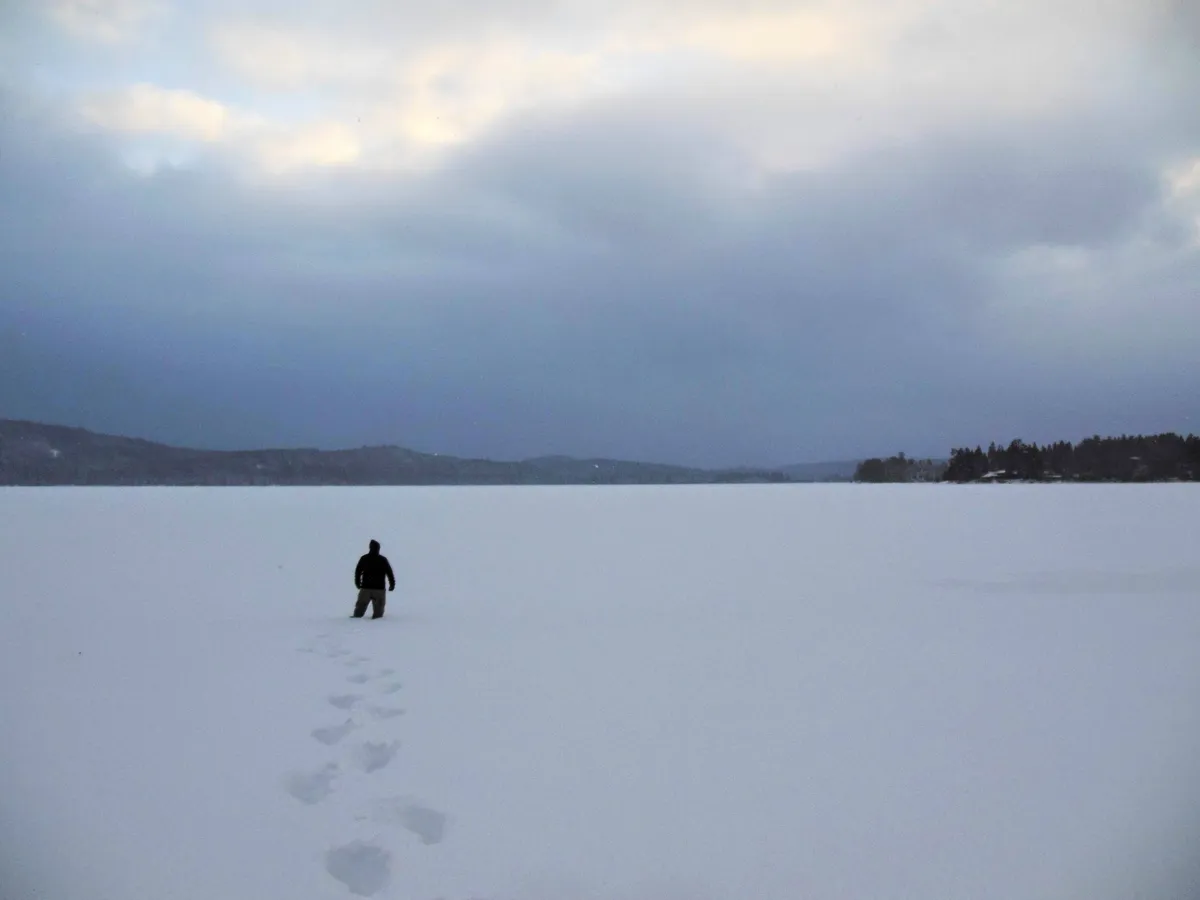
941,433,1199,482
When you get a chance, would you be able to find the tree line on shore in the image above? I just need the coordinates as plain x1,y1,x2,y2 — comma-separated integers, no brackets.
851,453,947,482
854,433,1200,482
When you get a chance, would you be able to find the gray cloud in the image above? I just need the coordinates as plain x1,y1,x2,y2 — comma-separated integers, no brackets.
1,3,1199,465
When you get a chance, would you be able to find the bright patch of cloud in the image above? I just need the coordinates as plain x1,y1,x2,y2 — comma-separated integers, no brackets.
208,21,606,166
196,0,1150,183
391,42,601,147
77,83,366,175
255,121,361,173
1165,156,1200,247
53,0,1187,187
210,24,396,90
81,84,231,141
1168,157,1200,197
649,7,871,65
51,0,161,43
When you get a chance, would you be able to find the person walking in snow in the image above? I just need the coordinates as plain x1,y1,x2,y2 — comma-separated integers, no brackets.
353,539,395,619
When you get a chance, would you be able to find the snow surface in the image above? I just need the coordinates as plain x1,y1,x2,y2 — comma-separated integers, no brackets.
2,485,1200,900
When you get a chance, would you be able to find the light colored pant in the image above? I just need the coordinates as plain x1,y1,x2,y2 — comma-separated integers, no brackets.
354,588,386,618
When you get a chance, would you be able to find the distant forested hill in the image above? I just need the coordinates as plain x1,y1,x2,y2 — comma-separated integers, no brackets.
0,420,791,486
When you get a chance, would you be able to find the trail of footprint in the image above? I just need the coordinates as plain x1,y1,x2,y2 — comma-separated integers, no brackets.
312,720,357,746
284,763,339,805
297,631,416,891
367,705,405,720
356,741,401,774
325,841,391,897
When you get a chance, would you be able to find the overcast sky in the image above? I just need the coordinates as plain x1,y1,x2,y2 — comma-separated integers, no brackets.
1,0,1198,465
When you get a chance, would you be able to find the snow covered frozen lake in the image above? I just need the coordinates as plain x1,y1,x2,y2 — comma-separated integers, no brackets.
2,484,1200,900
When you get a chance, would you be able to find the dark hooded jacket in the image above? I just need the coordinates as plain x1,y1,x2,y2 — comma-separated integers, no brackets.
355,546,395,591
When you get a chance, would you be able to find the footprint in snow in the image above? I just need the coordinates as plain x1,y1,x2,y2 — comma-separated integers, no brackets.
284,763,338,804
329,694,363,710
347,672,371,684
325,841,391,897
377,668,394,677
368,705,405,720
356,741,400,773
360,797,448,845
379,681,403,695
312,720,356,746
401,803,447,845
